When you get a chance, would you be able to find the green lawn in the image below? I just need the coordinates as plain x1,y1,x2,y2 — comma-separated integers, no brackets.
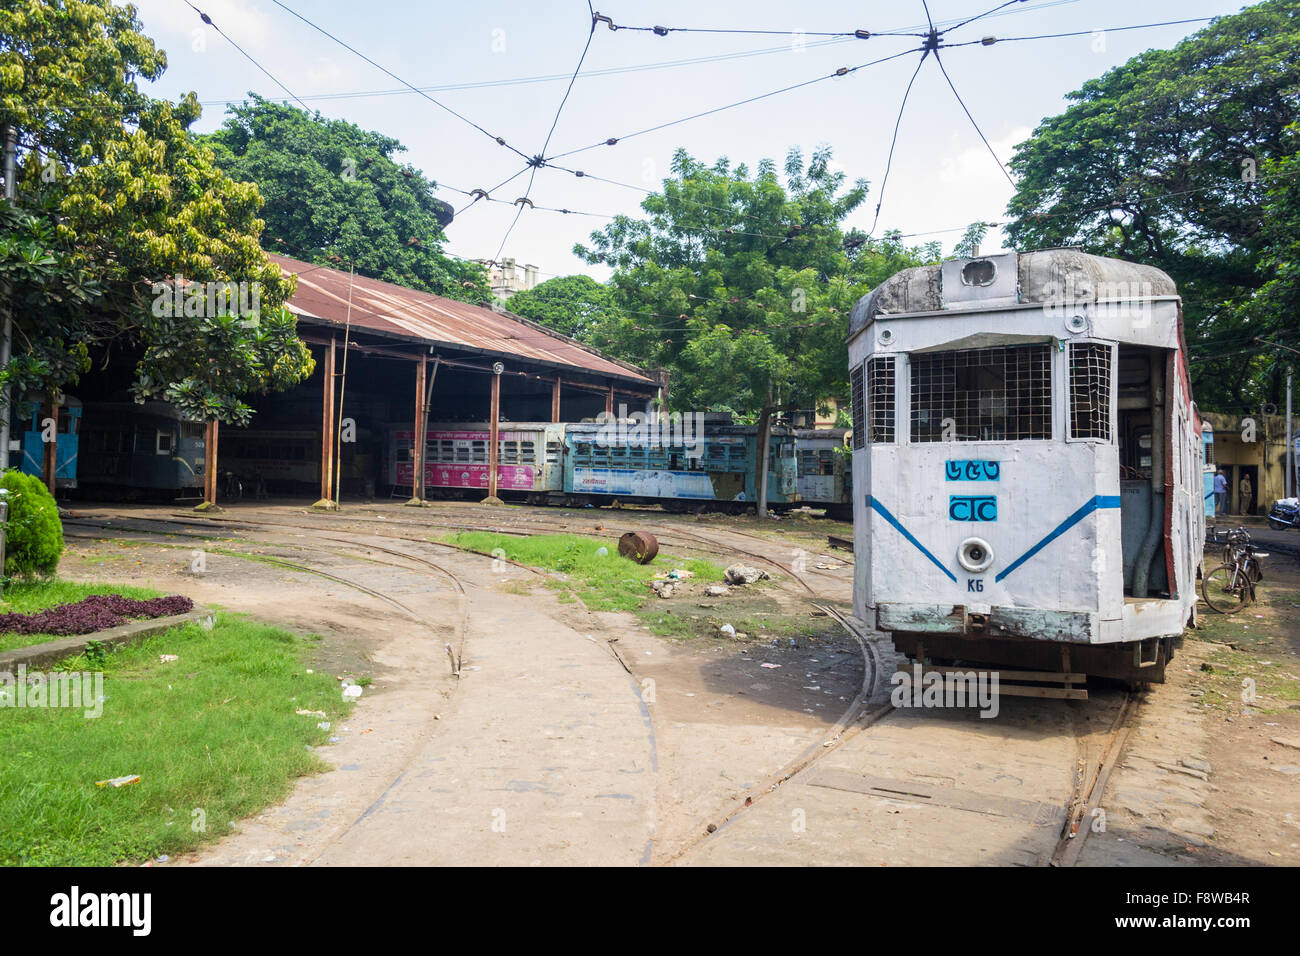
0,580,165,653
0,613,350,866
442,531,722,613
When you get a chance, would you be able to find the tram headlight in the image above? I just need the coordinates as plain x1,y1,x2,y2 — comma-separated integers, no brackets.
957,537,995,573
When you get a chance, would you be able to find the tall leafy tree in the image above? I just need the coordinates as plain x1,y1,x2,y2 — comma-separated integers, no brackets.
1003,0,1300,411
204,97,490,304
0,0,314,426
576,146,935,420
503,274,622,339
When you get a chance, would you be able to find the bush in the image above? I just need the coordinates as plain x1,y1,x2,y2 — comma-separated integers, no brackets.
0,469,63,578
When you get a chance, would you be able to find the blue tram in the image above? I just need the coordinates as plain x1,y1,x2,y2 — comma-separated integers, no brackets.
76,401,205,497
384,418,801,512
16,395,81,489
793,429,852,519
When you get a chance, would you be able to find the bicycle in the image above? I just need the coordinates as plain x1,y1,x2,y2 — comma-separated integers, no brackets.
1201,529,1268,613
219,470,244,500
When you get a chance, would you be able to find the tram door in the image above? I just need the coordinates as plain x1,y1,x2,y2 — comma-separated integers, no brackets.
1117,348,1169,595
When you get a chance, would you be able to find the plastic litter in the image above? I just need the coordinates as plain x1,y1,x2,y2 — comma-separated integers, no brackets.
595,546,608,556
343,684,363,699
159,654,178,663
95,775,141,788
719,624,736,638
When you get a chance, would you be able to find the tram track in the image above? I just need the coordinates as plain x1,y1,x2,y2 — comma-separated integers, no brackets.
63,505,1145,867
172,503,828,597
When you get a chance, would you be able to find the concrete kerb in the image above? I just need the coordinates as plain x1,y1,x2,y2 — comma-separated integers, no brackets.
0,607,216,671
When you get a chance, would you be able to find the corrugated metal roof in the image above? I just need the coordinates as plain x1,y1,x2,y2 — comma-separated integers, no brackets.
270,254,654,386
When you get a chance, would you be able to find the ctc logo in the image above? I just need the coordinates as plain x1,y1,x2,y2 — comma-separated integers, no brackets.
949,495,997,522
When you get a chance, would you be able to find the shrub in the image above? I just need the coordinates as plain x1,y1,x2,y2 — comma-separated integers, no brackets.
0,469,64,578
0,594,194,636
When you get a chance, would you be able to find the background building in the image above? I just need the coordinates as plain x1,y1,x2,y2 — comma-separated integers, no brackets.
487,258,540,302
1201,410,1299,515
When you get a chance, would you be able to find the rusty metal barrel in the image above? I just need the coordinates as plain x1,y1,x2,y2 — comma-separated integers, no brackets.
618,531,659,564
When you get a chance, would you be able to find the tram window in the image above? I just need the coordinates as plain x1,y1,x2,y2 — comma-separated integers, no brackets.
867,356,896,443
545,441,562,463
156,431,174,455
470,441,486,463
520,440,536,462
850,364,865,449
910,345,1051,442
1068,342,1112,441
182,422,204,440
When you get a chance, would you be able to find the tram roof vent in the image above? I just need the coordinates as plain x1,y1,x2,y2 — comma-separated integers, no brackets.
940,252,1019,309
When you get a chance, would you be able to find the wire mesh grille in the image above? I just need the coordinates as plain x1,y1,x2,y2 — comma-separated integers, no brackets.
910,345,1051,442
867,356,896,443
1068,342,1112,440
850,363,865,450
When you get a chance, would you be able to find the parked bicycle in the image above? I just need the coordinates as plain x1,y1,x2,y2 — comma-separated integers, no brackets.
219,470,243,500
1201,527,1268,613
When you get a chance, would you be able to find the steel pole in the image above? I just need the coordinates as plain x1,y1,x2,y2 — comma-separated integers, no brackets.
1,124,17,471
1287,365,1294,500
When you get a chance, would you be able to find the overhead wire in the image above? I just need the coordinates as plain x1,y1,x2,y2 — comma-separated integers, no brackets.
490,2,600,265
182,1,311,112
267,0,533,162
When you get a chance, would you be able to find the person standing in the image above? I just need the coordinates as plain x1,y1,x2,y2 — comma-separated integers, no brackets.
1214,469,1228,515
1239,472,1253,515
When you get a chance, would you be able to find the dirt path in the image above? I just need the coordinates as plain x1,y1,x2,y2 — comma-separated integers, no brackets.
51,501,1297,867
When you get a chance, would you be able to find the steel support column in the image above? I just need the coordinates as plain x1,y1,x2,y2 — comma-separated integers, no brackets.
487,368,501,501
43,395,59,495
320,338,336,503
412,355,427,502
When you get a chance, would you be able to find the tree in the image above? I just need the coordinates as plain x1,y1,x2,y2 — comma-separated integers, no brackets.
576,146,935,419
575,146,937,515
204,97,491,304
503,274,622,339
1245,125,1300,395
1,0,314,428
1003,0,1300,411
951,221,990,259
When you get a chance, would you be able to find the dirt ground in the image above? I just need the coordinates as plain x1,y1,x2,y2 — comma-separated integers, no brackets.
43,500,1300,866
1186,555,1300,864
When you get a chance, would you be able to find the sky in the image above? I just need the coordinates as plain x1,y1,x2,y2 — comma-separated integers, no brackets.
124,0,1255,282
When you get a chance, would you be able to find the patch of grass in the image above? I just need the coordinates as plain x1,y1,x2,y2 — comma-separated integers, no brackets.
1190,575,1300,714
0,580,165,653
643,608,831,642
441,531,722,613
0,613,349,866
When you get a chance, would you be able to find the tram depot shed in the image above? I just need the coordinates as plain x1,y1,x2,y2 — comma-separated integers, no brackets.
157,255,663,505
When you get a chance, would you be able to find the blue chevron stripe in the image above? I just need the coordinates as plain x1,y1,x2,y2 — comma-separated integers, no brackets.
866,495,957,583
995,495,1121,583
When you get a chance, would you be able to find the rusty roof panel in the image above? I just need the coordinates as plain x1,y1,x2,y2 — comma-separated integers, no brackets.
270,254,653,385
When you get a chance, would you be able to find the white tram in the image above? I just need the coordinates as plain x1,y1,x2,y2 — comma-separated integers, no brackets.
849,250,1205,683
